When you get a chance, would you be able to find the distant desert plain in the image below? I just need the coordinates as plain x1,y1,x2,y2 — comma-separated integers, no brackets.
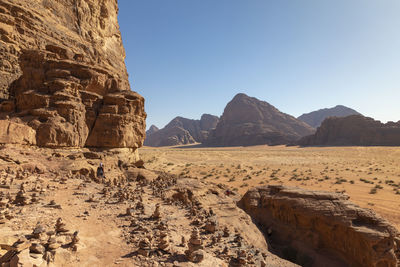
141,145,400,230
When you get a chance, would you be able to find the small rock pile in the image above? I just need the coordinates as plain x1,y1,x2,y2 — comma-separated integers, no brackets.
151,204,161,220
14,184,30,205
137,238,152,257
0,218,80,266
185,227,204,263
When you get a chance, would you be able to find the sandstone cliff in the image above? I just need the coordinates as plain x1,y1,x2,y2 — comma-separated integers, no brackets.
144,114,219,147
0,0,146,148
239,185,400,267
298,115,400,146
206,93,315,146
298,105,361,128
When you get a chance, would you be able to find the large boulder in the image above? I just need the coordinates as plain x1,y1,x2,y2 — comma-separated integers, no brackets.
0,120,36,145
0,0,146,148
239,185,400,267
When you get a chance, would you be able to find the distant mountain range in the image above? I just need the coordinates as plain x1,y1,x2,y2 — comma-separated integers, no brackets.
144,114,219,147
145,93,399,147
145,93,316,147
298,105,361,128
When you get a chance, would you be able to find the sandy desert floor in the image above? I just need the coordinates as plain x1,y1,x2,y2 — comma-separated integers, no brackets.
140,145,400,230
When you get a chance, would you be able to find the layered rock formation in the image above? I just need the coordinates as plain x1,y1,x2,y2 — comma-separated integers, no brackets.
239,185,400,267
298,105,361,128
298,115,400,146
144,114,218,147
0,0,146,148
206,93,315,146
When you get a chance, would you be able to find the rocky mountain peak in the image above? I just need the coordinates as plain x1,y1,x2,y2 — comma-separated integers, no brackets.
206,94,315,146
146,125,159,136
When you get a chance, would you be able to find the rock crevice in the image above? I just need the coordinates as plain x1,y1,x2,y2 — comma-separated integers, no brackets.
239,185,400,267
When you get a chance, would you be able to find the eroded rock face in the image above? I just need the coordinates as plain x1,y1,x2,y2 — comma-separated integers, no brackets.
0,0,146,148
206,93,315,146
239,185,400,267
298,115,400,146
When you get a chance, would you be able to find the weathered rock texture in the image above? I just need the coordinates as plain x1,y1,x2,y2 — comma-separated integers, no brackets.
239,185,400,267
298,115,400,146
206,93,315,146
144,114,219,147
298,105,361,128
0,0,146,148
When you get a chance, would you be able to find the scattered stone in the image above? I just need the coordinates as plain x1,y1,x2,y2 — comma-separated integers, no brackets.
31,193,40,203
87,194,99,203
32,223,46,239
14,188,30,206
30,243,45,254
70,231,80,251
126,206,134,216
223,226,230,237
46,200,62,209
137,238,152,257
55,218,70,234
151,203,161,220
205,216,218,233
180,236,186,247
157,231,170,252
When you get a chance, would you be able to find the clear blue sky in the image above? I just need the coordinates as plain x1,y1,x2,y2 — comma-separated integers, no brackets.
118,0,400,129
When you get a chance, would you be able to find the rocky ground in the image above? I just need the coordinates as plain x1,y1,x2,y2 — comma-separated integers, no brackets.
0,144,295,267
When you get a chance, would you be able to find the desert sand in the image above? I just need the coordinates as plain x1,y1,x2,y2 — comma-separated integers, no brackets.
141,145,400,230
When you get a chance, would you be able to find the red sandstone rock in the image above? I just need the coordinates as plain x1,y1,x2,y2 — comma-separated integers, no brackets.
0,120,36,145
0,0,146,148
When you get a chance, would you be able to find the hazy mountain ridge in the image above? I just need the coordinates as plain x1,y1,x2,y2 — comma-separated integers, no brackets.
298,105,361,128
144,114,219,147
146,125,159,136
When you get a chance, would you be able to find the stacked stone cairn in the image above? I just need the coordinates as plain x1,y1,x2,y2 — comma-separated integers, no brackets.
185,227,204,263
